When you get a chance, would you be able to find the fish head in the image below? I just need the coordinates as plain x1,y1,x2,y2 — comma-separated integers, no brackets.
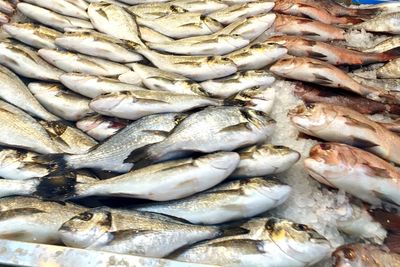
232,87,276,114
186,81,211,97
77,115,126,133
269,57,302,76
332,244,365,267
249,43,288,58
58,209,112,248
219,34,250,49
201,15,223,32
197,151,240,172
256,12,276,25
241,108,276,133
243,177,291,203
264,218,332,265
208,56,237,68
288,103,333,134
90,92,132,112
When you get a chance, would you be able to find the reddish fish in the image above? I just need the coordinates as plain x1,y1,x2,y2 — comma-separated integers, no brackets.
311,0,378,17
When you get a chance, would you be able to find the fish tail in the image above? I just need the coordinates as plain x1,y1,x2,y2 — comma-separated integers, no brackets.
379,48,400,62
353,8,379,18
34,171,79,200
34,153,69,174
385,231,400,254
123,144,159,169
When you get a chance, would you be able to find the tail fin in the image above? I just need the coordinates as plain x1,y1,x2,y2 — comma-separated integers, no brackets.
34,171,78,200
34,153,69,175
380,48,400,62
354,8,379,18
123,144,157,169
385,231,400,254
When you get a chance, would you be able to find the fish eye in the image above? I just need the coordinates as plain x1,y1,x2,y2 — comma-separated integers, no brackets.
294,223,309,231
320,144,331,151
265,218,277,230
200,14,206,20
77,212,93,221
207,56,216,61
273,145,286,150
250,43,263,49
343,248,356,260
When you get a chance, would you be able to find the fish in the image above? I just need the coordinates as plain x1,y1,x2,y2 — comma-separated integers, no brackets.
349,73,400,93
135,47,238,81
147,34,249,56
90,90,221,120
231,144,300,178
370,2,400,15
0,0,14,14
0,196,86,244
136,12,223,39
130,63,207,96
0,65,60,121
305,143,400,206
171,0,228,14
127,106,276,167
87,2,144,45
28,83,94,122
76,115,128,141
118,0,168,4
138,26,174,44
267,35,400,65
227,87,276,114
60,73,143,99
273,14,346,41
2,23,61,49
58,207,222,258
200,70,276,98
293,82,400,116
86,0,129,8
17,3,93,31
0,100,60,154
226,42,288,71
289,103,400,165
377,58,400,79
44,113,186,173
137,177,291,224
117,71,144,87
22,0,89,19
127,2,188,19
38,49,130,77
169,217,331,267
0,11,9,24
65,0,88,10
375,119,400,135
363,36,400,53
270,57,399,104
332,243,400,267
307,0,378,17
208,2,275,25
0,39,64,81
55,30,143,63
353,12,400,34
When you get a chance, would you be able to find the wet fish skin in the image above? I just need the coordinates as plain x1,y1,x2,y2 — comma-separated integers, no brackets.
22,0,89,19
86,0,129,8
289,103,400,165
119,0,168,4
0,39,64,81
65,0,88,10
127,2,188,19
0,0,14,14
138,26,173,44
137,177,291,224
2,23,61,49
363,36,400,53
171,0,228,14
118,71,144,87
349,73,400,93
38,49,130,77
76,115,128,141
231,144,300,178
227,87,276,114
17,3,93,31
377,58,400,79
353,12,400,34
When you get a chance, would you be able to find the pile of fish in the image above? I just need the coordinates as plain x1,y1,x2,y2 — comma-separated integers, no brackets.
0,0,399,266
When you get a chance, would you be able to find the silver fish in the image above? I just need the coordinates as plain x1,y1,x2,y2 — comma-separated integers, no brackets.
22,0,89,19
228,87,276,114
349,73,400,92
55,30,143,63
60,73,144,98
231,144,300,178
86,0,129,8
137,177,291,224
38,49,130,77
0,0,13,14
28,82,94,121
0,100,60,154
136,12,223,39
377,58,400,79
2,23,61,49
363,36,400,53
147,34,249,56
76,115,128,141
127,3,188,19
0,40,64,81
200,70,276,98
0,65,59,121
118,71,144,87
127,106,276,167
17,3,93,31
119,0,168,4
65,0,88,10
58,207,222,258
138,26,173,44
171,0,228,14
353,12,400,34
209,2,275,25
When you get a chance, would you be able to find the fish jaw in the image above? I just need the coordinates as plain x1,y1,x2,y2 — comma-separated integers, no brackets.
304,158,340,188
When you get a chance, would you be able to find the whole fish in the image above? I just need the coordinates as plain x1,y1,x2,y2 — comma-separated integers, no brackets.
0,0,13,14
349,73,400,93
76,115,128,141
118,71,143,87
0,100,60,154
147,34,249,56
22,0,89,19
267,35,399,65
231,144,300,178
90,90,221,120
201,70,276,98
333,243,400,267
353,12,400,34
227,87,276,114
17,3,93,31
0,196,86,244
0,40,64,81
127,106,276,167
208,2,275,25
39,121,97,155
2,23,61,49
289,103,400,165
363,36,400,53
377,58,400,79
135,47,238,81
38,49,130,77
45,113,186,173
0,65,59,121
60,73,143,98
170,217,331,267
270,57,399,104
55,31,143,63
127,3,187,19
136,12,223,39
58,207,222,258
28,83,94,121
137,177,291,224
171,0,228,14
0,11,9,24
305,143,400,206
274,14,346,41
87,2,144,45
130,63,207,96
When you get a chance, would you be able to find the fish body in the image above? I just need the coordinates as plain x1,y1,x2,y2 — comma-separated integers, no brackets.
227,87,276,114
377,58,400,79
65,0,88,10
171,0,228,14
127,2,187,19
353,12,400,34
86,0,129,8
0,0,13,14
138,26,173,44
22,0,89,19
118,71,143,87
76,115,128,141
349,73,400,93
363,36,400,53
